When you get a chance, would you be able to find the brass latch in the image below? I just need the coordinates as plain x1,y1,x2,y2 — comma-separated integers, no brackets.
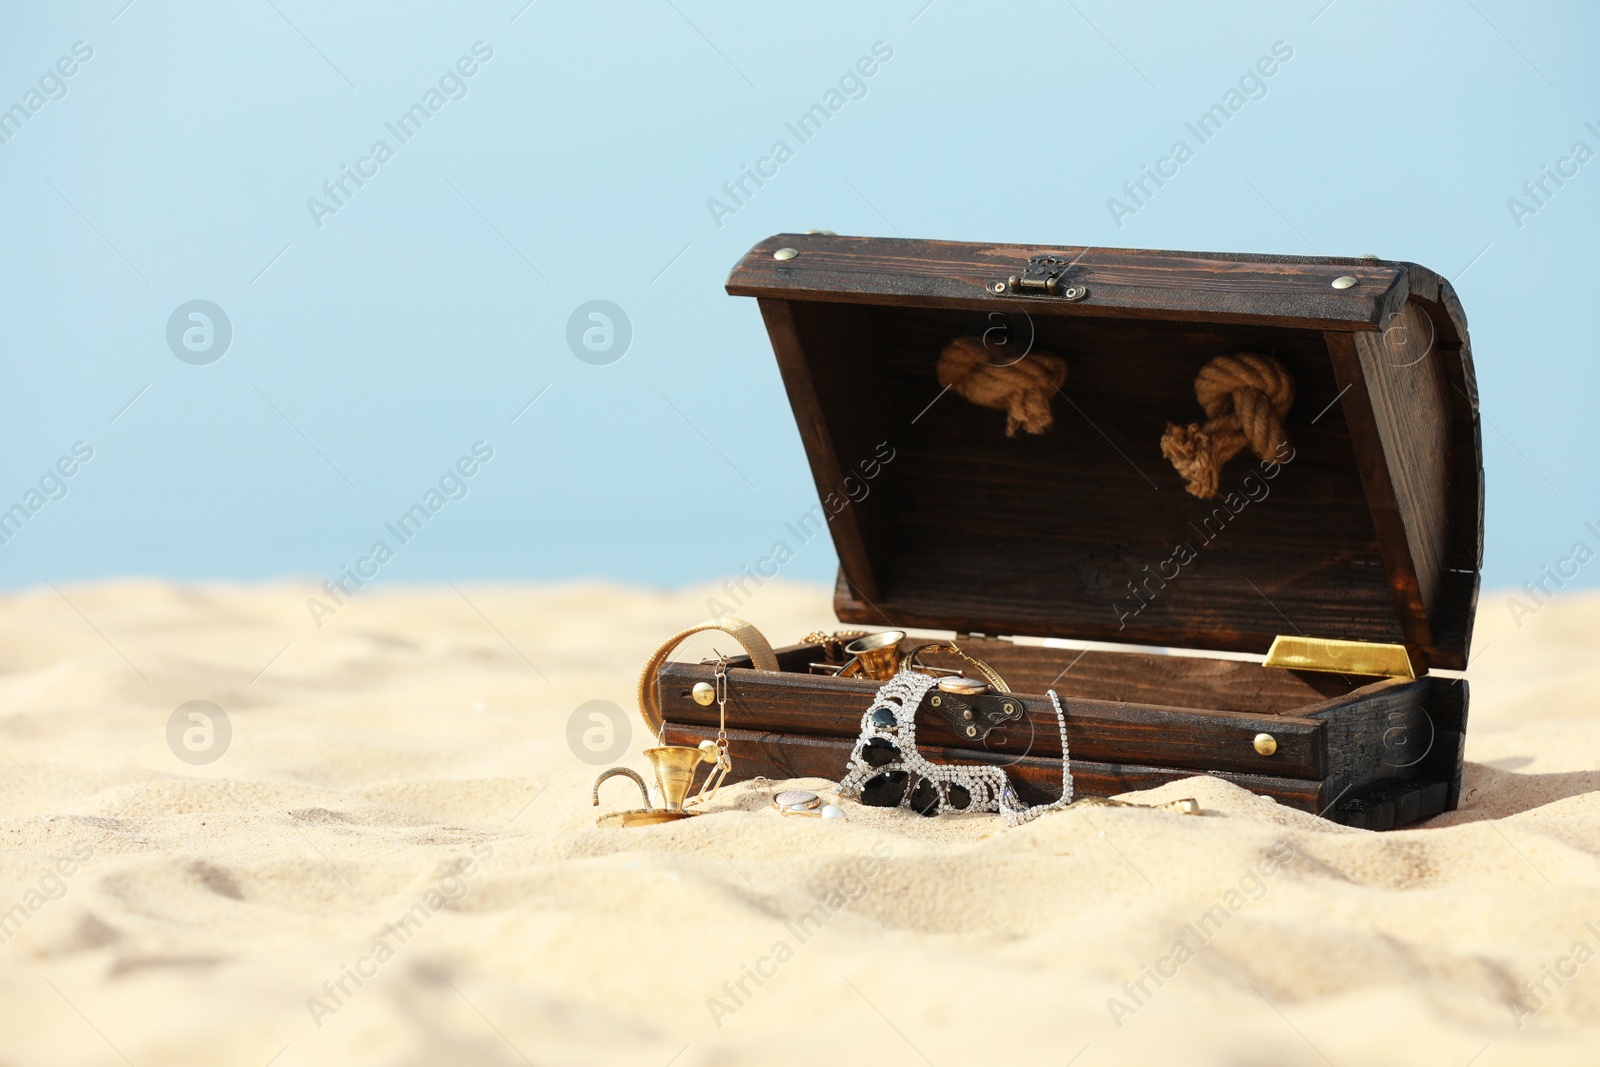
988,254,1087,300
1263,636,1415,680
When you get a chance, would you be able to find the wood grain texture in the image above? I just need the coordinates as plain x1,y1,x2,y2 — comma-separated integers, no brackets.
1353,301,1452,617
1394,266,1484,668
755,298,892,602
1332,779,1450,831
777,299,1404,654
1329,293,1480,670
730,236,1481,669
657,639,1469,824
879,636,1366,710
1326,328,1436,664
663,722,1328,812
1308,677,1431,812
1422,676,1470,811
711,236,1481,828
727,234,1403,329
659,659,1326,779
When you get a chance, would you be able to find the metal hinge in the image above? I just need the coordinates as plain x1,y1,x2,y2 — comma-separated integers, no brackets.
987,254,1088,300
1263,636,1416,680
955,632,1011,643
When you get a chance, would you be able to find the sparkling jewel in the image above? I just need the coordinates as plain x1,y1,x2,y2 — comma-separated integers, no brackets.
838,669,1074,826
861,770,909,807
862,737,898,767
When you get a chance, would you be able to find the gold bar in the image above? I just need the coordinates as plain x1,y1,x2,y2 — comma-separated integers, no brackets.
1263,635,1415,679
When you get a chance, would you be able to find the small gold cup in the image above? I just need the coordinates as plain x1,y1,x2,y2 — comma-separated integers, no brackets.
645,745,709,813
840,630,906,682
593,744,718,827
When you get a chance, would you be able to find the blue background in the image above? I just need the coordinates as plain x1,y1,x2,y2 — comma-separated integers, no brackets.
1,0,1595,599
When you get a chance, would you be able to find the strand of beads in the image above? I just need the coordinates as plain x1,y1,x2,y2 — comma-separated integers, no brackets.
999,689,1074,827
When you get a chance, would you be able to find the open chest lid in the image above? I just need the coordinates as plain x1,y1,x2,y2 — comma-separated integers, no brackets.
727,234,1483,673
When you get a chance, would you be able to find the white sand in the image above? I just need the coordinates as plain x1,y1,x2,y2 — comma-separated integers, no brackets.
1,579,1597,1066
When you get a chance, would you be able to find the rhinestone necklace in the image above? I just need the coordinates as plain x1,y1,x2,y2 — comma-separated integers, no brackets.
839,669,1074,827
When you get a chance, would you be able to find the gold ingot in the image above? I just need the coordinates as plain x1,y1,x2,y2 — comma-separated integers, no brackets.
691,681,717,706
1254,732,1278,756
839,630,906,682
1263,635,1415,679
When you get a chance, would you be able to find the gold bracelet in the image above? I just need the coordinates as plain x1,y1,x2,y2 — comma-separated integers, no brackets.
901,642,1012,693
636,619,780,740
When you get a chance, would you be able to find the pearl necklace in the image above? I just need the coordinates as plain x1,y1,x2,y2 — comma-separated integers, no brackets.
839,670,1074,827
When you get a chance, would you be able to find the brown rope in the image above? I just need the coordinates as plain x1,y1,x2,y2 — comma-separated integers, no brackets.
937,337,1068,437
1160,353,1294,499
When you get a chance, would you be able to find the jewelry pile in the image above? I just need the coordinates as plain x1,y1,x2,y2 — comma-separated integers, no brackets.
839,669,1076,828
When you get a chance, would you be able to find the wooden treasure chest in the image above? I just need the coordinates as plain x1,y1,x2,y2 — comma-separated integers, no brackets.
653,234,1482,831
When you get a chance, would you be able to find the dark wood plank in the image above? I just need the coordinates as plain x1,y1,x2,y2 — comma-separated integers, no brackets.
659,660,1327,779
1397,267,1484,669
744,637,1371,712
727,234,1403,330
664,723,1327,813
1332,779,1449,830
783,301,1405,654
756,298,892,602
1320,329,1439,665
730,237,1481,670
1306,677,1432,810
1422,675,1470,812
1352,301,1452,619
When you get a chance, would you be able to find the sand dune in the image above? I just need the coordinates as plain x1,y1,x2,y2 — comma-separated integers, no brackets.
0,579,1597,1065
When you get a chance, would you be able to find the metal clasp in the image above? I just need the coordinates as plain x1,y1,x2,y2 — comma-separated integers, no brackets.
989,254,1087,300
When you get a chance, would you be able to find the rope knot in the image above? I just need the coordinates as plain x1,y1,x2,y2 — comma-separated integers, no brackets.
1160,353,1294,499
937,337,1068,437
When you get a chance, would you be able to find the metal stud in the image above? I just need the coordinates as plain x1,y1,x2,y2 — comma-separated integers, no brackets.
965,726,977,738
773,247,798,261
692,682,716,706
1331,276,1358,289
1254,732,1278,756
1359,253,1380,262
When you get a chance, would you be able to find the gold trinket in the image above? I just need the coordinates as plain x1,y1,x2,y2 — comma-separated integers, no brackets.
599,618,778,828
592,743,720,827
838,630,906,682
773,789,821,813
